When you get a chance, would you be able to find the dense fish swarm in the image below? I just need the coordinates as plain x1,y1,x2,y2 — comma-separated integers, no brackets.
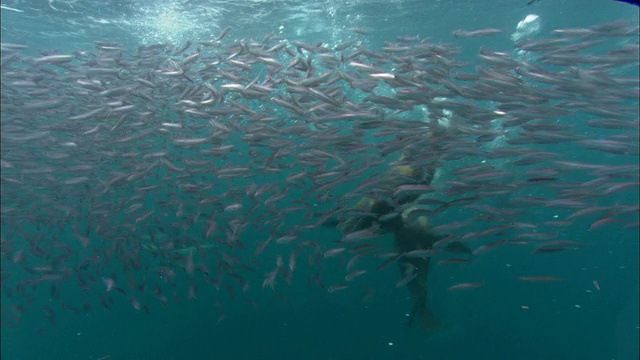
1,20,638,328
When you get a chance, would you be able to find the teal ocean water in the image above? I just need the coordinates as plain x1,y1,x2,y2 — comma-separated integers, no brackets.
1,1,638,359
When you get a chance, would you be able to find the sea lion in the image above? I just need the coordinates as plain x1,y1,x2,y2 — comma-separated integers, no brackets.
333,161,470,331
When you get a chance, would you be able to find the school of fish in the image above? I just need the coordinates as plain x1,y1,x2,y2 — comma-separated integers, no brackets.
0,20,638,328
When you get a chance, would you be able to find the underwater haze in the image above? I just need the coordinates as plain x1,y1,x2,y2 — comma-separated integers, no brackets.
1,0,638,359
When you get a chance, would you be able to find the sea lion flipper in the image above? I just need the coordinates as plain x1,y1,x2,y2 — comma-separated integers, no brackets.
443,241,473,254
407,306,439,331
321,217,340,228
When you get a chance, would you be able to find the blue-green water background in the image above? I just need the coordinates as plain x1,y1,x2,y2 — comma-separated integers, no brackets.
1,0,638,359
